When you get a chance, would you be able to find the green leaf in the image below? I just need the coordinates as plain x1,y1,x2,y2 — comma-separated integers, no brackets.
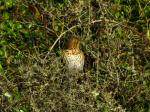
16,23,23,29
15,51,24,59
146,30,150,40
0,40,7,45
144,6,150,17
0,64,3,73
3,12,10,20
0,49,5,57
5,0,13,8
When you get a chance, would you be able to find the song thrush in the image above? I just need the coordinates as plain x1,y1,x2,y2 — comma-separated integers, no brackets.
63,37,84,72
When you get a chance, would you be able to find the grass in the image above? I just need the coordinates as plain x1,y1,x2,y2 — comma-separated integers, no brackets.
0,0,150,112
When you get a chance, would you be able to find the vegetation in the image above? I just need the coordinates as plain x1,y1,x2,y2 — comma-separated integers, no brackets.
0,0,150,111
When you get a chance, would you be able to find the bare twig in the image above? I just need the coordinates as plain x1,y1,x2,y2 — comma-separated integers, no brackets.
44,24,80,60
49,24,80,52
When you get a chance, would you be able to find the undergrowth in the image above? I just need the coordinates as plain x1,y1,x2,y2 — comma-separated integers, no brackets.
0,0,150,112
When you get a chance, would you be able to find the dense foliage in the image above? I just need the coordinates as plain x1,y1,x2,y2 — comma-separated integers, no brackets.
0,0,150,111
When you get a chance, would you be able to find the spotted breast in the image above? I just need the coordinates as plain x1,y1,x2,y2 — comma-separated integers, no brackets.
63,37,84,71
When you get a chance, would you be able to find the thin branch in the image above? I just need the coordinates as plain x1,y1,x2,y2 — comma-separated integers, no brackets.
44,24,80,60
49,24,80,52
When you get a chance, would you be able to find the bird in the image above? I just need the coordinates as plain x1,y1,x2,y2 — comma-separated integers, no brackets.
62,37,85,72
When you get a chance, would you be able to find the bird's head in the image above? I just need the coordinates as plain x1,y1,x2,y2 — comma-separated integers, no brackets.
68,37,80,50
